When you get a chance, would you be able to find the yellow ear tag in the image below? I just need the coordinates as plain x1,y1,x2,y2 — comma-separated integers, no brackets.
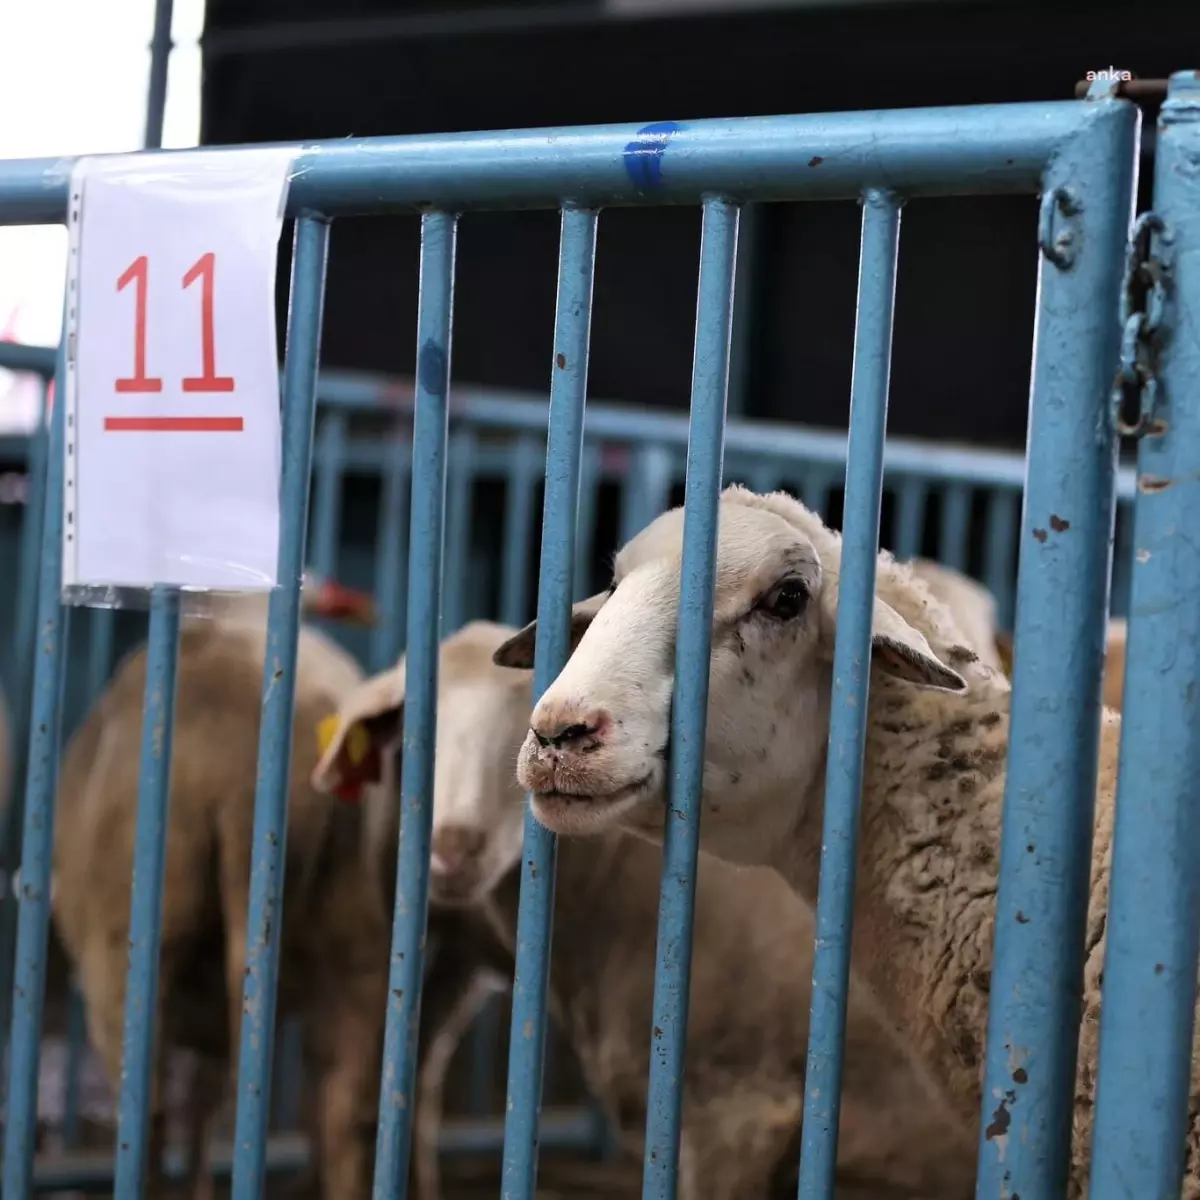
345,721,371,767
316,713,342,758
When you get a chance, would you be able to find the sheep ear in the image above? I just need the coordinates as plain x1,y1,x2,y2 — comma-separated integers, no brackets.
869,599,968,693
994,631,1014,678
492,591,608,670
311,664,406,802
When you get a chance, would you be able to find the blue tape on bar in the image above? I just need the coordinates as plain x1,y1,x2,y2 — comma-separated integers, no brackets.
230,215,331,1198
373,209,457,1198
797,187,902,1200
641,195,740,1200
501,205,599,1200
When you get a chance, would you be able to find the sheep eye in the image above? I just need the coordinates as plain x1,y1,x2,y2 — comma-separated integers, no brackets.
757,578,809,622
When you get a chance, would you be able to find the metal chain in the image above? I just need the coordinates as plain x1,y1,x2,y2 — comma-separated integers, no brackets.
1112,210,1170,439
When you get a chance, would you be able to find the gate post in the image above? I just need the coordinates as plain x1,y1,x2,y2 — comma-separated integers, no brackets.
974,96,1139,1199
1090,68,1200,1199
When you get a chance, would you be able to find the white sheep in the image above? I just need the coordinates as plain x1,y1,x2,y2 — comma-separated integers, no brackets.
494,484,1199,1198
908,559,1003,673
312,619,977,1200
51,574,394,1199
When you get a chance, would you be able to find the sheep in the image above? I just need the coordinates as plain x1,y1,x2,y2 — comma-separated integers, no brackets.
311,619,977,1200
906,560,1130,711
51,573,393,1199
908,559,1003,673
494,483,1199,1198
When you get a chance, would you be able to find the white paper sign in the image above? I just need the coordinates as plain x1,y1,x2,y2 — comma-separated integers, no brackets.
63,147,297,598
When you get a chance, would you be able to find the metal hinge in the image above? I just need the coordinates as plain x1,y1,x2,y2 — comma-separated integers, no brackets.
1112,210,1172,439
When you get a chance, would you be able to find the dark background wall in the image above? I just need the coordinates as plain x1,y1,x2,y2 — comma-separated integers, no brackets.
198,0,1193,452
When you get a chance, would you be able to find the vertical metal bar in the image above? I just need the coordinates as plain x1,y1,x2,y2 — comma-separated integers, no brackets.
747,461,779,494
371,440,411,673
0,383,49,1078
618,444,673,547
373,209,457,1199
802,471,832,521
87,610,116,700
61,982,87,1146
441,428,474,637
113,586,182,1193
467,998,499,1115
143,0,174,151
500,205,598,1200
975,103,1138,1199
10,384,48,756
3,330,69,1198
726,202,762,419
1089,71,1200,1199
272,1017,305,1131
641,195,740,1200
797,187,901,1200
893,477,926,560
62,593,117,1142
937,484,971,570
62,988,88,1147
499,434,540,628
311,411,347,579
230,214,331,1199
572,442,601,601
982,490,1019,632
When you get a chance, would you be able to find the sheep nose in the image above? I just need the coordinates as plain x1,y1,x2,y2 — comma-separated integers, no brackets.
430,825,485,877
530,710,609,751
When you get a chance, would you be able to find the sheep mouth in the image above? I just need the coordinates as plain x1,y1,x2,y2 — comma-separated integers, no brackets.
530,772,654,833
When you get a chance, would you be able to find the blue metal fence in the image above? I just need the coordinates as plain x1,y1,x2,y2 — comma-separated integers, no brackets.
0,68,1195,1200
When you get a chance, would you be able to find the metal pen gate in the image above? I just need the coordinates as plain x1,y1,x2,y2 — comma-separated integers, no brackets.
0,66,1195,1200
0,349,1144,1192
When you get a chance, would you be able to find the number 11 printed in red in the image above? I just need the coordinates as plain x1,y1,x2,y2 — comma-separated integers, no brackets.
114,252,238,394
182,252,235,393
115,255,162,394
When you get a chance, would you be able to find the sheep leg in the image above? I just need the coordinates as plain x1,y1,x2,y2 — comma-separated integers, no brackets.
307,966,385,1199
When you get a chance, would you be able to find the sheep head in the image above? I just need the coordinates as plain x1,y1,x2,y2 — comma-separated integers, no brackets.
312,621,532,907
495,485,967,867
